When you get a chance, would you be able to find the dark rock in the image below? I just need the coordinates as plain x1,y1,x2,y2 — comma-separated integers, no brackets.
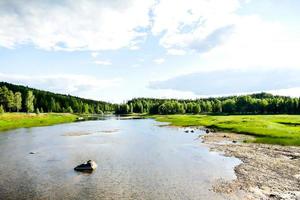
191,130,194,133
232,140,237,143
184,130,189,133
74,160,97,172
205,129,210,134
29,152,36,154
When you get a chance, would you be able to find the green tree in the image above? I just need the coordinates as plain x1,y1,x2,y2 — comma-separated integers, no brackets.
259,99,268,114
0,105,4,114
192,104,201,114
50,97,56,112
14,92,22,112
66,106,73,113
7,90,15,111
186,102,193,113
205,101,213,113
222,99,236,113
25,91,35,113
84,103,89,114
213,100,222,113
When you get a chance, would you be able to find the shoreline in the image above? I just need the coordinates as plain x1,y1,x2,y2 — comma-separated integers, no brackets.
202,131,300,200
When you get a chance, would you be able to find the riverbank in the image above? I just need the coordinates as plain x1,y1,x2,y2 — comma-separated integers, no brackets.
152,114,300,199
0,113,78,131
152,115,300,146
202,132,300,200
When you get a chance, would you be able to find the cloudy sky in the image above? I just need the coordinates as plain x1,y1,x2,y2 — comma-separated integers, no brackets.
0,0,300,103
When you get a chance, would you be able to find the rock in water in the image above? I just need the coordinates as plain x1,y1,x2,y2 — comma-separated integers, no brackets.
74,160,97,172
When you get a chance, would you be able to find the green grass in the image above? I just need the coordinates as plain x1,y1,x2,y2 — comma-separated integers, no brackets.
0,113,78,131
151,115,300,146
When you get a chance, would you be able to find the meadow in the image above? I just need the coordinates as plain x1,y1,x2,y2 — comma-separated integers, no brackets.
0,113,78,131
152,115,300,146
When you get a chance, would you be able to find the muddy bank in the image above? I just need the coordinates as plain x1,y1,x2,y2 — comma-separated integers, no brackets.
202,132,300,200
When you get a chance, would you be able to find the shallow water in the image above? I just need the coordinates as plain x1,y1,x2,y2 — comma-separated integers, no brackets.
0,118,240,200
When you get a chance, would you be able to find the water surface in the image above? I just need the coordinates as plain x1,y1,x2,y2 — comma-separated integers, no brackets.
0,118,240,199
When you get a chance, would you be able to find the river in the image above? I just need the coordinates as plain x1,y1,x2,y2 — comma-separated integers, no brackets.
0,117,240,200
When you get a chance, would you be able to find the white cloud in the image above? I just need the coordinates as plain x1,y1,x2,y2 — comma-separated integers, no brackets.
129,45,140,50
167,49,186,56
151,0,240,53
94,60,112,66
269,87,300,97
145,88,200,99
149,69,300,96
131,64,140,68
198,15,300,71
0,73,121,100
153,58,165,64
150,0,300,71
91,52,99,58
0,0,154,51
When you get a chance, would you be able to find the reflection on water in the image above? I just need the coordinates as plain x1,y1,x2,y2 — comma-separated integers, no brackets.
0,118,240,200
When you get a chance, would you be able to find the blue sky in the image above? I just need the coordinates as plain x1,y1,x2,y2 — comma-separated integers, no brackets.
0,0,300,103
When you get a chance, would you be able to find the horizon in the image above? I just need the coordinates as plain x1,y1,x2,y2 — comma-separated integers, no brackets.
1,0,300,103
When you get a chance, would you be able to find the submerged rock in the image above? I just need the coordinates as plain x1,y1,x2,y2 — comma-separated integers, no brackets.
74,160,97,172
205,129,210,134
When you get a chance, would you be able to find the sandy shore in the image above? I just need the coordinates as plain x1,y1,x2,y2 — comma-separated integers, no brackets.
201,131,300,200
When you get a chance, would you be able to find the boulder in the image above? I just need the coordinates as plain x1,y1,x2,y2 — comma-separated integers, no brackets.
205,129,210,134
74,160,97,172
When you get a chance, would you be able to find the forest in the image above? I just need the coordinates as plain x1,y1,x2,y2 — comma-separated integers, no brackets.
1,81,300,115
116,93,300,115
0,82,115,114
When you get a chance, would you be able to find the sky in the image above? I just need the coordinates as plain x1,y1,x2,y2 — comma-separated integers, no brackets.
0,0,300,103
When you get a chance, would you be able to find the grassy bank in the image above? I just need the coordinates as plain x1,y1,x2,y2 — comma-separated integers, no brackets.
0,113,78,131
152,115,300,146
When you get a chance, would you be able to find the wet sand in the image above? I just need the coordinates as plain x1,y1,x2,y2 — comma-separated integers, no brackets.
202,132,300,200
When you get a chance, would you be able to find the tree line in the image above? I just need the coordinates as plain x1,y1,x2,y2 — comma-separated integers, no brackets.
115,93,300,115
0,82,115,114
2,82,300,115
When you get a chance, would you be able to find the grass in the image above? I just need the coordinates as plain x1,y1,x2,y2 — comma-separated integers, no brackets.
0,113,78,131
151,115,300,146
